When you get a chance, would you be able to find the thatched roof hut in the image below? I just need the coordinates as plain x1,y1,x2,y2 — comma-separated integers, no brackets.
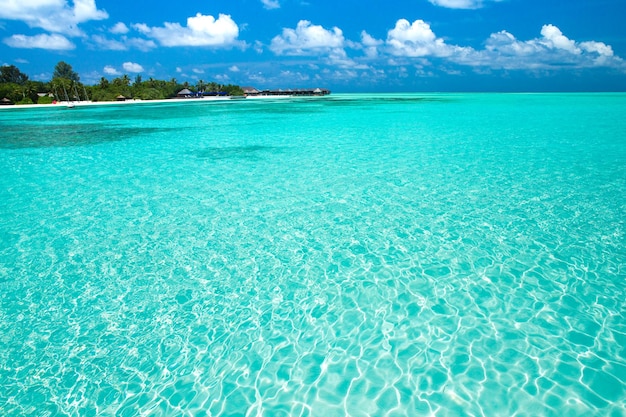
177,88,193,98
1,97,13,105
116,95,126,101
242,86,260,96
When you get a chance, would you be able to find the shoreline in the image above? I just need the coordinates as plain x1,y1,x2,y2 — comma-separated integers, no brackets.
0,94,303,110
3,92,619,111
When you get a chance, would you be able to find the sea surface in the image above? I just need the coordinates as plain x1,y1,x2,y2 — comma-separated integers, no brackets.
1,93,625,416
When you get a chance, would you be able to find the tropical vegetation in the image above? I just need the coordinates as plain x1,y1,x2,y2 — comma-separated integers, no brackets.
0,61,244,105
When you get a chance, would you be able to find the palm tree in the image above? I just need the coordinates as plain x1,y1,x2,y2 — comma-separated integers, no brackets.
197,79,205,93
50,77,72,101
22,82,37,102
13,85,25,101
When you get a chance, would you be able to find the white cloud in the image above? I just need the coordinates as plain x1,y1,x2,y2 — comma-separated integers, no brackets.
484,30,535,56
428,0,503,9
110,22,129,35
384,20,623,71
540,24,579,54
580,41,613,56
386,19,463,58
125,37,156,51
132,23,150,33
73,0,106,21
269,21,363,69
254,40,264,54
229,65,240,72
135,13,241,47
91,34,156,51
92,35,126,50
279,70,310,82
192,68,204,74
361,31,383,58
472,24,623,69
0,0,108,36
103,65,120,75
270,20,345,55
3,33,75,50
122,62,144,73
261,0,280,9
327,48,367,69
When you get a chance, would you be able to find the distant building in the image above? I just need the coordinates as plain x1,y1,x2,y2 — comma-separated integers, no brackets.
242,87,330,97
242,86,260,96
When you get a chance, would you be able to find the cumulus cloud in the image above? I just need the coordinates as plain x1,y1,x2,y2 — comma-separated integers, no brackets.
134,13,241,47
122,62,144,73
361,31,383,58
580,41,613,56
0,0,108,36
474,24,622,69
261,0,280,9
3,33,75,50
229,65,240,72
270,20,345,55
110,22,129,35
540,24,579,54
384,19,623,71
428,0,503,9
269,21,362,68
386,19,465,57
103,65,120,75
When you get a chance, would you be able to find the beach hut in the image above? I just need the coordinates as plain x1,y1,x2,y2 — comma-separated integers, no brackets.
242,86,260,96
1,97,13,105
116,95,126,101
177,88,194,98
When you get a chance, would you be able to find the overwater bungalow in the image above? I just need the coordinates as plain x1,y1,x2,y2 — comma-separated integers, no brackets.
243,87,330,97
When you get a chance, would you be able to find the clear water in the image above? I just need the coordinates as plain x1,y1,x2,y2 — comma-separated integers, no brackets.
1,94,625,416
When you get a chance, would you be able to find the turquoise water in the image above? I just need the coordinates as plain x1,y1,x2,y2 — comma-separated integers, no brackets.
1,93,625,416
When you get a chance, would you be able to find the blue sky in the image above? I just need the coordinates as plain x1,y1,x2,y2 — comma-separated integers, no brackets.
1,0,626,91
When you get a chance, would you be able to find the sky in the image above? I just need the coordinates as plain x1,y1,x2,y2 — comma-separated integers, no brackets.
1,0,626,92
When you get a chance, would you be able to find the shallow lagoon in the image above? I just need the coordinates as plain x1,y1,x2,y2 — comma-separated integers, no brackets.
1,94,625,416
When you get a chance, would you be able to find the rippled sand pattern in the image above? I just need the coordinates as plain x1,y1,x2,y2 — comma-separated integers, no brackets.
1,94,625,416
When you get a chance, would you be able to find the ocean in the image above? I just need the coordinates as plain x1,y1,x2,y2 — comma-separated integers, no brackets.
1,93,625,416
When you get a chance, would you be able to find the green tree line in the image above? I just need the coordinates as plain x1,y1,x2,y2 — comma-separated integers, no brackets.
0,61,244,105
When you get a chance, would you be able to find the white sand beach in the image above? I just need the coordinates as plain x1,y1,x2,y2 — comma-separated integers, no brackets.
0,94,300,110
